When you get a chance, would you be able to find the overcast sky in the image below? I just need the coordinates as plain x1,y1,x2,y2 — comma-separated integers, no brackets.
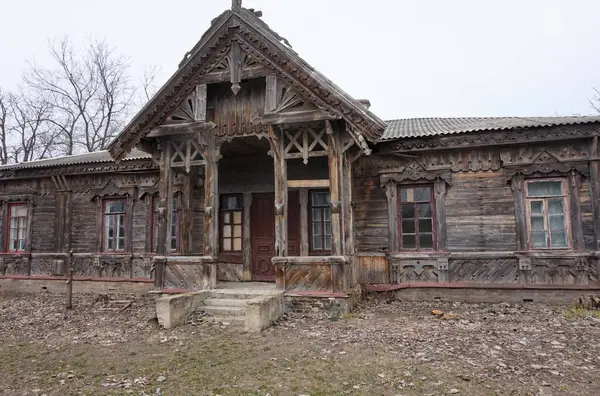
1,0,600,120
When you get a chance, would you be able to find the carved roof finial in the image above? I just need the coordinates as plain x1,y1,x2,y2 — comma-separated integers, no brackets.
232,0,242,10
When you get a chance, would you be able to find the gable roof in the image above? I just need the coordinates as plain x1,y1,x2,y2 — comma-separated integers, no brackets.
0,149,150,172
381,116,600,141
108,5,386,161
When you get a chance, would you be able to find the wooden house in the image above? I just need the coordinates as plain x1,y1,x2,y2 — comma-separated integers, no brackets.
1,1,599,305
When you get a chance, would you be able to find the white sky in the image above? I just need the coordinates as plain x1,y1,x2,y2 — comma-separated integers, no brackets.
1,0,600,120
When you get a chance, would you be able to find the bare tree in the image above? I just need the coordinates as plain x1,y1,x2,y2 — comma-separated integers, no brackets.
8,92,57,163
23,37,135,155
592,88,600,114
0,89,9,164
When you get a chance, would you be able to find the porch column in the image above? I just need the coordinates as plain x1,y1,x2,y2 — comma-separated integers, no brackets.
326,121,343,256
269,126,288,257
156,141,174,287
202,133,220,257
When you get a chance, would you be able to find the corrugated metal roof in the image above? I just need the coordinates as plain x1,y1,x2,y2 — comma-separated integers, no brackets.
0,148,151,171
381,116,600,141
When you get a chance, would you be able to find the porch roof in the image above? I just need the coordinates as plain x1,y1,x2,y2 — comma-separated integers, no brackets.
381,116,600,141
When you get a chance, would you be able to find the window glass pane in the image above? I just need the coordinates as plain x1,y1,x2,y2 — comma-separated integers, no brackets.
118,238,125,250
312,192,329,206
107,201,126,213
549,215,565,231
531,231,547,248
401,188,414,202
419,219,433,233
233,238,242,251
19,239,26,250
527,181,562,197
325,221,331,236
548,198,564,215
312,208,322,222
312,222,322,236
550,232,567,248
414,187,431,202
223,239,232,251
530,216,545,231
401,204,415,219
233,211,242,224
402,234,416,249
171,236,177,251
324,208,331,221
9,228,16,241
233,225,242,238
313,235,323,250
108,238,114,250
223,212,231,224
222,195,242,210
10,218,17,229
530,201,544,214
418,203,432,218
18,228,26,240
325,235,331,250
12,206,28,217
401,220,415,234
223,225,232,238
420,233,433,248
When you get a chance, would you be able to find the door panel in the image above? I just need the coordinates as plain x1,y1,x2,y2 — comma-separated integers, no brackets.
251,191,301,281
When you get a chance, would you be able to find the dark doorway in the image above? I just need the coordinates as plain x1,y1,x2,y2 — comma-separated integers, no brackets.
251,191,300,281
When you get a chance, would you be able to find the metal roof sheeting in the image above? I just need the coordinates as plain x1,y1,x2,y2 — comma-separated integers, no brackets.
381,116,600,141
0,148,151,171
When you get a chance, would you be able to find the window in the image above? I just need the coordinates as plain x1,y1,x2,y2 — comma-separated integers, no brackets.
103,200,126,252
526,180,569,249
397,186,435,250
221,194,242,252
6,203,28,252
310,190,331,252
152,197,178,253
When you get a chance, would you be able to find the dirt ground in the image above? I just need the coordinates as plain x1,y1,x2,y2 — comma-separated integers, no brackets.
1,292,599,396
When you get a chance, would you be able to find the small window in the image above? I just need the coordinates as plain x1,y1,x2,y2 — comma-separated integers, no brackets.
310,190,331,253
103,200,126,252
6,203,28,252
152,197,178,253
526,180,569,249
221,194,243,252
397,186,436,250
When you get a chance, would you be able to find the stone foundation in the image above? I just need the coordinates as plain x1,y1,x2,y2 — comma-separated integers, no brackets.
0,276,154,294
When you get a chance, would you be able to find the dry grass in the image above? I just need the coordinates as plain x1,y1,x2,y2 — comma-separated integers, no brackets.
1,292,599,395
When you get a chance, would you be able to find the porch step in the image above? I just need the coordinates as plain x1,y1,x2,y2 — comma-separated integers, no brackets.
201,305,246,317
206,298,248,307
204,315,246,327
208,290,275,300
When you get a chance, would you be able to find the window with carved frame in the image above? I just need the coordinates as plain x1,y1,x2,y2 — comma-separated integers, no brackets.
103,199,127,252
220,194,243,252
396,185,436,250
6,203,29,253
525,179,570,249
151,196,179,253
309,190,331,253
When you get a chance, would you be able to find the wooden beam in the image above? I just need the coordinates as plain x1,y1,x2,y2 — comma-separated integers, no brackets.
146,121,216,138
252,110,337,126
287,179,330,188
384,182,398,253
269,126,288,257
194,84,207,122
299,188,309,256
265,75,277,113
202,132,220,257
327,121,343,256
197,65,271,84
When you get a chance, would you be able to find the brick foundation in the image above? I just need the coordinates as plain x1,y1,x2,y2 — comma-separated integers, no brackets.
283,289,362,317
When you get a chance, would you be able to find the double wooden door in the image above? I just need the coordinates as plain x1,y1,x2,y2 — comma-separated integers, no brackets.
251,191,300,281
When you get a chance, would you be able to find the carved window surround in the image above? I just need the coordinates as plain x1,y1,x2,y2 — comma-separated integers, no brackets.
380,161,450,253
0,196,34,255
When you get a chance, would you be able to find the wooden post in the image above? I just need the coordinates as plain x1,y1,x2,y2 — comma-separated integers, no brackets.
299,188,309,256
384,182,398,253
342,152,354,257
156,141,173,288
568,170,585,250
202,133,220,257
590,136,600,250
270,126,288,257
511,175,528,251
66,249,73,309
434,179,448,251
243,192,252,280
180,172,194,255
326,121,342,256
